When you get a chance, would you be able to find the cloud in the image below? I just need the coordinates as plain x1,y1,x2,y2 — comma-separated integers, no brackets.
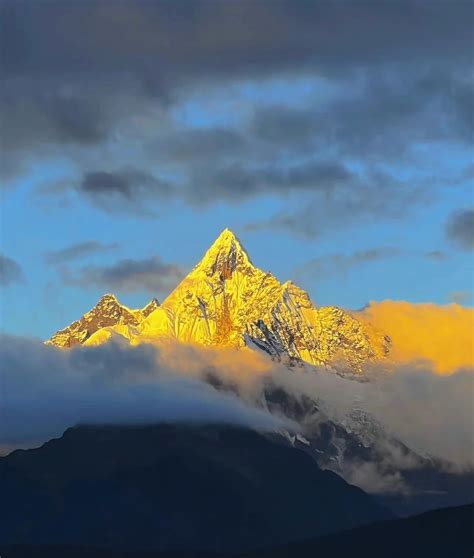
61,256,184,294
1,330,472,489
449,290,472,306
45,241,118,264
297,247,402,279
445,208,474,250
251,70,474,157
188,160,352,204
355,300,474,374
78,170,175,214
150,127,245,163
264,359,474,473
425,250,447,261
2,1,471,199
246,169,427,238
0,335,292,452
0,254,24,286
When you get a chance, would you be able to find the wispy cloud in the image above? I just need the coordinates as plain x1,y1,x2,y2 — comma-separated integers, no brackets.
0,254,24,286
61,256,184,294
45,241,118,264
77,170,175,215
446,208,474,250
296,247,402,279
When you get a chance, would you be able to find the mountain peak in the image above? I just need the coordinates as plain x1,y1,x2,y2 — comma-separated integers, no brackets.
48,231,392,372
211,228,244,252
195,228,253,279
97,293,120,305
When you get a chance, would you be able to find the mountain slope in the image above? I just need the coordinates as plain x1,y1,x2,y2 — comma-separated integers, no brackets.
49,229,390,372
0,424,392,552
47,294,159,348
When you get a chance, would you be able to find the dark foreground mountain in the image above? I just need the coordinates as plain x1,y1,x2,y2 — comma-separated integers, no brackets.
1,504,472,558
0,424,391,553
241,503,474,558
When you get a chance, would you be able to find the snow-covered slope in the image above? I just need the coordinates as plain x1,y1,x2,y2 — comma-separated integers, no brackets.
48,229,390,372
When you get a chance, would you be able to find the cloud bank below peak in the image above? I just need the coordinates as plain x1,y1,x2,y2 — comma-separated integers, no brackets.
0,335,292,453
355,300,474,374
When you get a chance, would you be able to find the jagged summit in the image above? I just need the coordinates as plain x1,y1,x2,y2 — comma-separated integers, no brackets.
48,230,391,372
193,228,253,279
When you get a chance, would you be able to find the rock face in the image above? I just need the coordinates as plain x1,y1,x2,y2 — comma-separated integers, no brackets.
47,294,159,348
47,229,390,372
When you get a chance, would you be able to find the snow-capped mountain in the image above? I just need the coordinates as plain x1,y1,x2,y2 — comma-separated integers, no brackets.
47,294,159,348
47,229,390,371
43,229,474,515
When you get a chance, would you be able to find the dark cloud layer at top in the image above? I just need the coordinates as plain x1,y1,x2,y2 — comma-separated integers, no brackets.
0,254,24,286
2,1,470,80
1,0,472,154
1,0,472,244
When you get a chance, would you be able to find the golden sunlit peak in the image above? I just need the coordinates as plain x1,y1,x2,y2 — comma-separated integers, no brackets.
213,228,241,247
194,228,254,276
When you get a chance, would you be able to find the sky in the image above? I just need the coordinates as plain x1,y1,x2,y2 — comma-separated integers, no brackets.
0,0,473,339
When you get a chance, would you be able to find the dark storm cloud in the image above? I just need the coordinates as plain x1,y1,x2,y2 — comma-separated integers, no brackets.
63,256,184,293
446,209,474,251
0,254,24,286
45,241,118,264
78,170,175,214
